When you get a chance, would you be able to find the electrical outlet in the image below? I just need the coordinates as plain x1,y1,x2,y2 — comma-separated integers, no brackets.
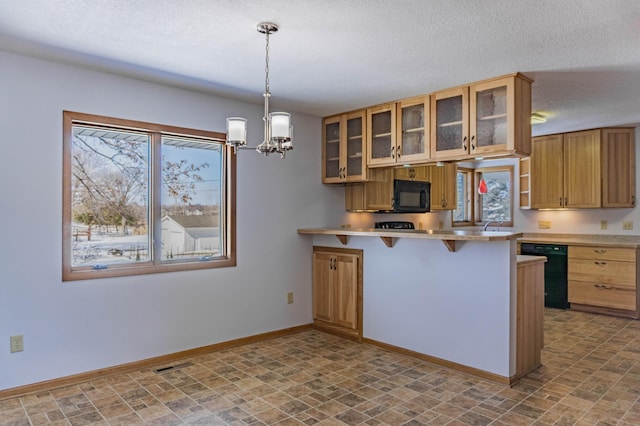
340,224,351,228
601,220,608,230
623,221,633,230
10,335,23,353
438,221,444,230
418,222,423,230
287,292,293,304
538,220,551,229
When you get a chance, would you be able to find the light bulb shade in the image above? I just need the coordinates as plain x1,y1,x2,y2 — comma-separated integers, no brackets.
269,112,291,141
226,117,247,145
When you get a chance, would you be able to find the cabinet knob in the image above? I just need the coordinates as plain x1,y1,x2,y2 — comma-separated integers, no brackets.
397,145,401,159
462,136,467,151
594,249,606,254
471,135,475,150
391,146,395,159
559,197,563,207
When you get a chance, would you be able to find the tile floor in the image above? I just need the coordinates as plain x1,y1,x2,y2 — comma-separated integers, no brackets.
1,308,639,425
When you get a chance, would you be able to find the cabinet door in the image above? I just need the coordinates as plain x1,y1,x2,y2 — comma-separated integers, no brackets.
344,111,367,182
397,96,430,163
564,130,601,208
365,168,394,211
470,77,513,155
322,116,343,183
602,128,635,208
367,104,397,166
530,134,564,209
312,252,333,322
431,87,469,160
428,163,457,210
394,166,429,182
334,254,358,330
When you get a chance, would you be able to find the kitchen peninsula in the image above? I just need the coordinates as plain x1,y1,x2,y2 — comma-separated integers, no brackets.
298,227,543,385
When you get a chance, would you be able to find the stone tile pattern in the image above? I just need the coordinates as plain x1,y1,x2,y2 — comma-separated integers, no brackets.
1,309,639,425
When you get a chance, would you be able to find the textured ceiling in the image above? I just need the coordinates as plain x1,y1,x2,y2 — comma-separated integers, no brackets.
1,0,639,135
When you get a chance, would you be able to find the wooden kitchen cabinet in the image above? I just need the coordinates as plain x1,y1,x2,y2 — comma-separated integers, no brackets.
367,97,431,167
568,245,639,319
515,256,545,380
367,104,397,167
602,128,636,207
322,110,367,183
431,74,532,161
344,165,454,211
530,134,565,208
313,246,363,341
529,128,635,209
431,86,469,160
394,165,429,182
428,163,457,210
345,168,394,211
395,96,431,164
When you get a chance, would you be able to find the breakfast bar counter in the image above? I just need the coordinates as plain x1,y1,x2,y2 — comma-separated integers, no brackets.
298,227,523,251
298,228,540,385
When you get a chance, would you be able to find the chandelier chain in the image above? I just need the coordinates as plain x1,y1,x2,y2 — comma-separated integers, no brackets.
264,29,270,95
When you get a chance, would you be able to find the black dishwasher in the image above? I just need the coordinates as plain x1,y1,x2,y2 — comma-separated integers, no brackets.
521,243,569,309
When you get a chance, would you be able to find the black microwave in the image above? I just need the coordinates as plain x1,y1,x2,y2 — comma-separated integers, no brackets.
393,179,430,213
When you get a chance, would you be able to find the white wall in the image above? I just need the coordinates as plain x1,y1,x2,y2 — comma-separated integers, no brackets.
0,51,345,391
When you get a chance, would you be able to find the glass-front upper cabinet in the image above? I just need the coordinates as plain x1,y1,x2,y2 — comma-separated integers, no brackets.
432,74,532,160
430,87,469,160
470,75,531,157
322,111,366,183
397,96,430,164
367,104,396,167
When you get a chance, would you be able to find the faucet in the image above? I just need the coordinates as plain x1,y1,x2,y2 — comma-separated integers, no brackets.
483,220,501,231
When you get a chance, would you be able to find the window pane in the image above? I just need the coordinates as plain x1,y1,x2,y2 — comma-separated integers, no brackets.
480,170,511,222
161,137,223,261
453,171,468,222
71,126,150,267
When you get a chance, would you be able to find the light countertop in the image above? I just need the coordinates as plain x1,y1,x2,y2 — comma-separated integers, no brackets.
519,233,640,248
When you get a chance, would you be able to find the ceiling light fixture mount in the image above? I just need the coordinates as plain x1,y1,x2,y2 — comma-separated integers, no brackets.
226,22,292,158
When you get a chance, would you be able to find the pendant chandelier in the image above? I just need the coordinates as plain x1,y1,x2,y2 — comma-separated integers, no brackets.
226,22,293,159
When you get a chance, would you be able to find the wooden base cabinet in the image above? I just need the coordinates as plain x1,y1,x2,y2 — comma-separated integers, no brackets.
312,246,363,341
515,257,545,381
568,245,639,319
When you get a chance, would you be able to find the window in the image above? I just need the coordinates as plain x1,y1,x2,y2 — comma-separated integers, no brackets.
452,165,513,227
475,166,513,226
453,168,473,225
63,111,235,280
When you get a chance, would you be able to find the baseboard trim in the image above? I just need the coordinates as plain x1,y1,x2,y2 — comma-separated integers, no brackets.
363,338,513,386
0,324,313,401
